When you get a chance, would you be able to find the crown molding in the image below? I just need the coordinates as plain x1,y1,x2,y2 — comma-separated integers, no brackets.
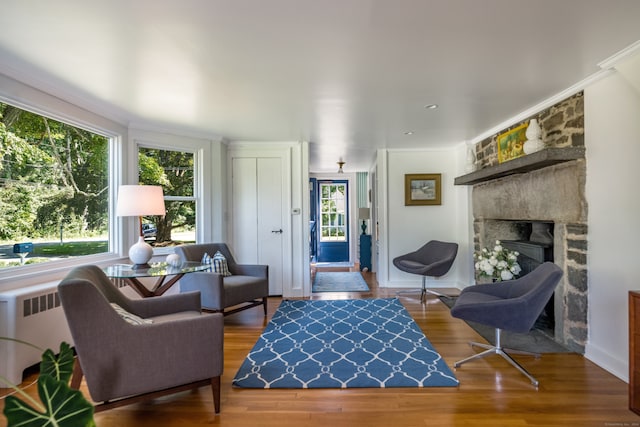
598,39,640,70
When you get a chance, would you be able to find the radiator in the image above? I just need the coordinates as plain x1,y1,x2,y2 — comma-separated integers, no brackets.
0,281,73,384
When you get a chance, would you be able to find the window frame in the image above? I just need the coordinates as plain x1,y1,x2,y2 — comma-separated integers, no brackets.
0,80,126,290
130,131,211,254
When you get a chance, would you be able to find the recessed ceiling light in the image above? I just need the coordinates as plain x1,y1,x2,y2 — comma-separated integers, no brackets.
404,131,414,135
424,104,439,110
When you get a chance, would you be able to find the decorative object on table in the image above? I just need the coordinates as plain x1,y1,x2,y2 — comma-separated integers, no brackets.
166,253,182,267
1,340,95,427
523,118,544,154
312,271,369,293
474,240,522,282
358,207,370,235
497,122,528,163
232,298,458,388
116,185,166,267
404,173,441,206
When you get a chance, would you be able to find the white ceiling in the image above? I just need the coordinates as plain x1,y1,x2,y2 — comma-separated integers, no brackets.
1,0,640,172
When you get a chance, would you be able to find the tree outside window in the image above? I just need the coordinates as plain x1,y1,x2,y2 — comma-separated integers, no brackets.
138,147,196,246
0,102,109,269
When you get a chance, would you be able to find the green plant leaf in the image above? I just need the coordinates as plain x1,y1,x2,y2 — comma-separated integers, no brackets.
3,375,95,427
40,342,75,384
2,342,95,427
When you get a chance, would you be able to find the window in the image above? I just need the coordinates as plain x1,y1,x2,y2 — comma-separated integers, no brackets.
138,147,196,246
0,102,110,270
319,183,347,242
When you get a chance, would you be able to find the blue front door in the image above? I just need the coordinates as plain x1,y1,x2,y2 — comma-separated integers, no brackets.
316,180,349,263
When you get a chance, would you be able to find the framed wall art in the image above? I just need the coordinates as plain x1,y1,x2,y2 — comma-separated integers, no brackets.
404,174,441,206
497,122,528,163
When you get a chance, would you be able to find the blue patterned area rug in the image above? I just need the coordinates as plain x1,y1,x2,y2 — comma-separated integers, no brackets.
312,272,370,292
232,298,459,388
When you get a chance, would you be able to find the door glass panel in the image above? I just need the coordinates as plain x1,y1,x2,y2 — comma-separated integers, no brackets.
319,183,346,242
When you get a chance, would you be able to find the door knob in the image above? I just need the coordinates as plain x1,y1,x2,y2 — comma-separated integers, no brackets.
272,229,283,234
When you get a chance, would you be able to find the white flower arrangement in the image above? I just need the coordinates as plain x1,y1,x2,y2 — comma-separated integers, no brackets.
474,240,522,282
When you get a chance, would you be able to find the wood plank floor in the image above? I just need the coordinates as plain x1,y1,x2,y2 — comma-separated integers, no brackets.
1,267,637,426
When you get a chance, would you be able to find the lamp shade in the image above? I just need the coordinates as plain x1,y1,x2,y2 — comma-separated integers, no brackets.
358,207,370,220
116,185,166,217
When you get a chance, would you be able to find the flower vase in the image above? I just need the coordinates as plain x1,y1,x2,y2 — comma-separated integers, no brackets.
523,118,544,154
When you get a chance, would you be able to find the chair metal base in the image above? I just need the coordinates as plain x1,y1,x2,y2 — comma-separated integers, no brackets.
454,328,541,387
396,276,452,303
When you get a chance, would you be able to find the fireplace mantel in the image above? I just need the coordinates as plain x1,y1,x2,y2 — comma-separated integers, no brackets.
454,147,585,186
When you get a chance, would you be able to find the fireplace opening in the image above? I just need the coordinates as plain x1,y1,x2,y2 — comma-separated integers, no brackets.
501,221,555,334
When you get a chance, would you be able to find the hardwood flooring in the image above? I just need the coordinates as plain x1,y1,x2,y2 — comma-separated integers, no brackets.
1,267,637,426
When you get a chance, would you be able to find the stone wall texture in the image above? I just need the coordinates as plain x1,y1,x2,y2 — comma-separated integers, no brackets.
475,92,584,169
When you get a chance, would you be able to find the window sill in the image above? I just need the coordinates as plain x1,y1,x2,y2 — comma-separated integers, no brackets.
0,252,128,293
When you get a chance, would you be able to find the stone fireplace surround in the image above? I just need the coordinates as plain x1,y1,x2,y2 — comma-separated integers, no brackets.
459,92,587,354
471,159,587,353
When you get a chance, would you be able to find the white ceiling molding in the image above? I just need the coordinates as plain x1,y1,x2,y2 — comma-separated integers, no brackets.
469,68,614,146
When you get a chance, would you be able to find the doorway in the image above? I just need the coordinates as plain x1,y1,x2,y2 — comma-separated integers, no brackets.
314,180,350,263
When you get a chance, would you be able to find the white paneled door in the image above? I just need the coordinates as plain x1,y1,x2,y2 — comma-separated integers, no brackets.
231,156,286,296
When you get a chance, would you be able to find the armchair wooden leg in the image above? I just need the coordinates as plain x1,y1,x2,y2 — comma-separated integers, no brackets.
262,297,268,316
70,357,83,390
211,376,221,414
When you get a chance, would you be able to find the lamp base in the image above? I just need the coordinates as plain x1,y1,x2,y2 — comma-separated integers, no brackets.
361,220,367,235
129,236,153,266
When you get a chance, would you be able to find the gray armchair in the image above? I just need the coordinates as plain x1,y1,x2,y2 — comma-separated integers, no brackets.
450,262,563,387
393,240,458,302
175,243,269,316
58,265,223,413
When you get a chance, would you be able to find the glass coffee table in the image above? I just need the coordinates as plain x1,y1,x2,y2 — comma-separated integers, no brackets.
104,261,210,297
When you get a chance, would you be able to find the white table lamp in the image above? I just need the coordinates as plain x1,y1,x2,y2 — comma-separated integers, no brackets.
116,185,166,266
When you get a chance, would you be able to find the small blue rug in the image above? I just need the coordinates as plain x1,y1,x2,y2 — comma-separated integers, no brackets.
312,272,370,292
232,298,459,388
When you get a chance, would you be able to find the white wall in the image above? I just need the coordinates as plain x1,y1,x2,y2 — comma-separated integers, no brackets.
584,71,640,381
377,147,471,289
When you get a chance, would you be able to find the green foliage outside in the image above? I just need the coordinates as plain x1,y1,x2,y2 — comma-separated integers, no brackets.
0,103,196,266
0,102,108,243
138,147,195,243
320,184,346,240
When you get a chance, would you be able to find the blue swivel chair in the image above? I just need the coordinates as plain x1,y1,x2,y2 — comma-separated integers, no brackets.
450,262,563,387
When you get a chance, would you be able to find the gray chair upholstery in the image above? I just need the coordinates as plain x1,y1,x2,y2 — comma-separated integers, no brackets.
450,262,563,387
175,243,269,316
392,240,458,302
58,265,224,413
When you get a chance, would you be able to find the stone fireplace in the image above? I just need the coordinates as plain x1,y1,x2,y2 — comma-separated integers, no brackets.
458,92,587,353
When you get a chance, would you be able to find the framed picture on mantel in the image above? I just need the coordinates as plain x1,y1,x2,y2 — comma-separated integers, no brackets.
497,122,528,163
404,174,441,206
